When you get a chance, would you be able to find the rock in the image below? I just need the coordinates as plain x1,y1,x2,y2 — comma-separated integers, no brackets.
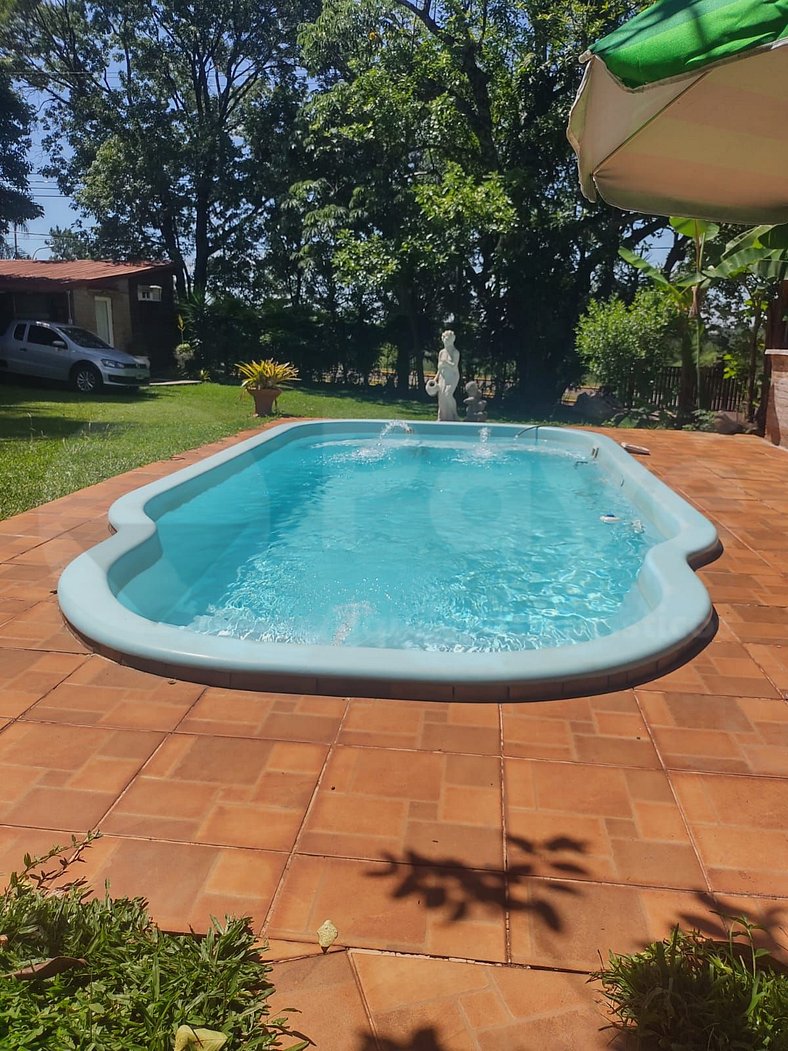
714,411,746,435
574,390,622,422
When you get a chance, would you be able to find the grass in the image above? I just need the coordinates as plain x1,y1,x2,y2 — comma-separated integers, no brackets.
0,379,452,520
0,833,308,1050
593,921,788,1050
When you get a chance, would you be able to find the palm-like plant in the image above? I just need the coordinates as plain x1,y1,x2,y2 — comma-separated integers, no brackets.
236,359,299,390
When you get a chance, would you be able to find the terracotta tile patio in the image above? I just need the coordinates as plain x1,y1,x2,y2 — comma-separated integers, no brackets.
1,424,788,1048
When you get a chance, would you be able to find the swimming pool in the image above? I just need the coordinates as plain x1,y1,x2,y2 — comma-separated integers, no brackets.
58,421,720,700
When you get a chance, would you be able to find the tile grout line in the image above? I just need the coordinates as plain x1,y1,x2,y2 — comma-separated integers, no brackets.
632,689,715,902
346,950,384,1051
258,695,350,939
498,703,513,966
0,651,93,729
91,729,178,829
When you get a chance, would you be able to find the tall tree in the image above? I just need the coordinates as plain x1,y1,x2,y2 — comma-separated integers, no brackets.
6,0,316,295
296,0,665,405
0,41,43,237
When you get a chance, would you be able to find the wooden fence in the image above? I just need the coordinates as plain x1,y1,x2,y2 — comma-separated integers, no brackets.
617,365,745,413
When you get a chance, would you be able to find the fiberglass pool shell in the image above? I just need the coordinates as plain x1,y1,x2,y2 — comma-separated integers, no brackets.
57,420,721,701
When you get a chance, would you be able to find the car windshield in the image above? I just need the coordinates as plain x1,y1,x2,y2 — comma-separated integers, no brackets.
59,326,112,349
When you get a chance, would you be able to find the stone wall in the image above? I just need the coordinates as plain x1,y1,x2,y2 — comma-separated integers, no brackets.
765,351,788,448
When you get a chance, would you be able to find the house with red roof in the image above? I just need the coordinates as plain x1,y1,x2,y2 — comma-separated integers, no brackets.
0,259,178,371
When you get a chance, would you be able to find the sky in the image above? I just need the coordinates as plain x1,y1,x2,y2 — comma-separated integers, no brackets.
13,125,82,259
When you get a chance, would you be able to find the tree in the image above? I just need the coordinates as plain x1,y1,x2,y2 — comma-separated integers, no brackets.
6,0,317,295
295,0,664,406
0,54,43,236
575,287,678,402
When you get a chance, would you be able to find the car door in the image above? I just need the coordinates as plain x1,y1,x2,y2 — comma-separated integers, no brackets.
1,322,29,374
25,324,70,379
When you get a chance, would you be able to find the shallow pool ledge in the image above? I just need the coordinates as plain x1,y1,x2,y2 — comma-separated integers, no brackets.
58,420,722,703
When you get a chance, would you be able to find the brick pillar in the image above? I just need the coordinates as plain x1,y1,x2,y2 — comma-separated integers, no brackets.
763,281,788,445
766,351,788,447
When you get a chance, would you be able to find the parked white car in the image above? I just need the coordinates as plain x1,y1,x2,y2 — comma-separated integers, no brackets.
0,320,150,393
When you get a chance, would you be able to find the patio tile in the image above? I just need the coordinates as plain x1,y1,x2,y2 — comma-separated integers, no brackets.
501,691,659,768
266,853,507,963
298,746,503,870
509,879,724,971
504,758,704,889
671,771,788,895
23,655,205,731
73,834,286,933
270,951,374,1050
340,698,500,754
746,644,788,696
0,563,62,625
179,688,346,744
0,824,82,886
637,633,780,697
103,734,326,851
718,604,788,646
637,691,788,775
8,535,94,572
0,600,89,653
0,722,163,830
353,952,616,1050
713,894,788,965
0,648,88,717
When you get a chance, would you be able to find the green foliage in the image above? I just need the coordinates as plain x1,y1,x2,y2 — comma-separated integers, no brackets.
593,920,788,1050
237,358,299,389
0,834,308,1050
575,288,678,401
5,0,317,292
0,54,42,234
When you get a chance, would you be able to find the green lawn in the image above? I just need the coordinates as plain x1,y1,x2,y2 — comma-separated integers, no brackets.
0,380,465,520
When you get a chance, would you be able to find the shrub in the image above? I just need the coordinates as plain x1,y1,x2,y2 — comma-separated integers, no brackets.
0,834,309,1050
593,920,788,1050
576,288,679,403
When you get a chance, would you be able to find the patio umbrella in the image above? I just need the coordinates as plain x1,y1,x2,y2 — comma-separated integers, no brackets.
567,0,788,224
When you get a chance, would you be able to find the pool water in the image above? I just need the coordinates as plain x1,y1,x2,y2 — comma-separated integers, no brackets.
114,428,660,654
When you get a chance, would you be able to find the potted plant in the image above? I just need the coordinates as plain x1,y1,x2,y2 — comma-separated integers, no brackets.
236,359,299,416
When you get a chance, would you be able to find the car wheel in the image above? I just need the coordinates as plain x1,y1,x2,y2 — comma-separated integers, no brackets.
72,363,102,393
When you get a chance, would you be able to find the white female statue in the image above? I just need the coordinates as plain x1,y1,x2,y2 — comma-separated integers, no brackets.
425,329,460,421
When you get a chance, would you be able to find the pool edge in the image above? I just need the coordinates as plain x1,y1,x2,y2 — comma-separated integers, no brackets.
58,420,722,703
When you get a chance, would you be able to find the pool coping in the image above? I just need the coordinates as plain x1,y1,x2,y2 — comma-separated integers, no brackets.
57,420,722,701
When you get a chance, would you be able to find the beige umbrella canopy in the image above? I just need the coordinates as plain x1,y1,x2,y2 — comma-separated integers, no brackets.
567,0,788,225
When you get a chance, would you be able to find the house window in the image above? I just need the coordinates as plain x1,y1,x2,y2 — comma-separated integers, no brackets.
137,285,163,302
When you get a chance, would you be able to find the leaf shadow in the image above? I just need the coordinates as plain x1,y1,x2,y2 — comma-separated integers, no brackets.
368,833,591,933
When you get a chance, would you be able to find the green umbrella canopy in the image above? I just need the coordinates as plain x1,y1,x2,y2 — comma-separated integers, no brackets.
568,0,788,223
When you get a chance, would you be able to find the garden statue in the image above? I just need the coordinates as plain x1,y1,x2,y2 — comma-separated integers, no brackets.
425,329,460,421
463,380,487,422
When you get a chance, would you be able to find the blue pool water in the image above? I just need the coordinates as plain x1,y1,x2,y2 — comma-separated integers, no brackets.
114,427,661,654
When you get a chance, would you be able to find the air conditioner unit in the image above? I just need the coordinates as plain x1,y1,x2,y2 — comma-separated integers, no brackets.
137,284,163,302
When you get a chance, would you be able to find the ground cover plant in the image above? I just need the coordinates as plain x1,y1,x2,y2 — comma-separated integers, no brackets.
593,920,788,1050
0,380,444,519
0,833,309,1050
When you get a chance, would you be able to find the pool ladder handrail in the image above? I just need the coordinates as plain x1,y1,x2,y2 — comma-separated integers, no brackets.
515,425,541,440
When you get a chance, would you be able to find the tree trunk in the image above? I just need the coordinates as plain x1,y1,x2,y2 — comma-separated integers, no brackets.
677,322,695,425
193,190,211,296
746,301,763,423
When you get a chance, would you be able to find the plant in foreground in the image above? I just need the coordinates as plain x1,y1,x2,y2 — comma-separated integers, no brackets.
0,833,310,1050
592,919,788,1050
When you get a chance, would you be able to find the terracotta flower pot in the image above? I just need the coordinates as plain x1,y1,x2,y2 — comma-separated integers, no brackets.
249,386,282,417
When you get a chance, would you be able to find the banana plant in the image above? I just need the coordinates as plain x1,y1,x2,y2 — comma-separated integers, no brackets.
619,217,718,422
703,224,788,421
